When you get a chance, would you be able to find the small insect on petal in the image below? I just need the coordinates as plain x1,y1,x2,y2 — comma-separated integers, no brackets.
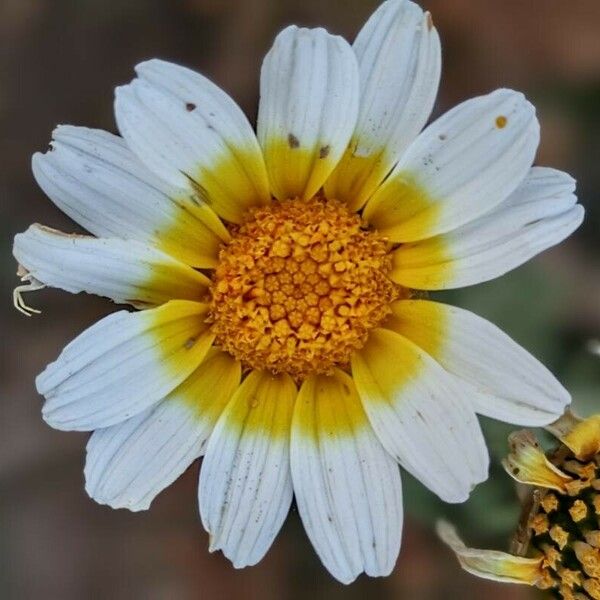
13,269,45,317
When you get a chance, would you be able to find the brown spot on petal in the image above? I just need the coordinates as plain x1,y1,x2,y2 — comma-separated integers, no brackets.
496,115,508,129
185,102,196,112
426,12,433,31
188,177,212,205
319,145,330,159
288,133,300,148
184,336,198,349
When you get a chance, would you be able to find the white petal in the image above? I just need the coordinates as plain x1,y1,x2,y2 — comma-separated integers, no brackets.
85,402,199,512
386,300,571,426
199,371,296,568
291,370,403,584
325,0,441,209
85,349,241,511
363,89,540,242
13,224,209,307
37,301,214,431
115,59,270,223
257,26,360,200
391,167,584,289
32,125,226,268
351,328,489,502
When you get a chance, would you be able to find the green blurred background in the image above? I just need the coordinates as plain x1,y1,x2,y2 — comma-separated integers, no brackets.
1,0,599,598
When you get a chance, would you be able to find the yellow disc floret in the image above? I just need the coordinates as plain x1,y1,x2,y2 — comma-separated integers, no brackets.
209,197,400,380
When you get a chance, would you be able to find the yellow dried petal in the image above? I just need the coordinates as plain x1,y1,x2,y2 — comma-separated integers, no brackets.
561,416,600,461
503,430,573,493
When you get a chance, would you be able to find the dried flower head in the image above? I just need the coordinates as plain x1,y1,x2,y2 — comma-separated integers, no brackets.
439,412,600,599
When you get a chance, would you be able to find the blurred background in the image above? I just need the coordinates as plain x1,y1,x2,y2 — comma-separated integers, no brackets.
1,0,599,598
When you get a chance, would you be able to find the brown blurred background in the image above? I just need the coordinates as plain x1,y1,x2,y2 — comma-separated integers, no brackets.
1,1,599,598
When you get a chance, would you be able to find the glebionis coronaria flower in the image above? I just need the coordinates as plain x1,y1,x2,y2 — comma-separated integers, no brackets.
438,413,600,599
13,0,584,583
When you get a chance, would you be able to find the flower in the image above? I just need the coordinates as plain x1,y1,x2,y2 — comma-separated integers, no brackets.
438,413,600,598
13,0,583,584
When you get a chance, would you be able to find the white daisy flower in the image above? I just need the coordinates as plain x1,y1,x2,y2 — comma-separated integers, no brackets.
13,0,584,584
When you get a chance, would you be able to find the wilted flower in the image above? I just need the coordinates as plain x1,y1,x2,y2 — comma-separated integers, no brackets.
439,413,600,599
14,0,583,583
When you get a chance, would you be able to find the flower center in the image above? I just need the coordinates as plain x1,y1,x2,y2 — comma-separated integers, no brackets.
209,197,401,380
